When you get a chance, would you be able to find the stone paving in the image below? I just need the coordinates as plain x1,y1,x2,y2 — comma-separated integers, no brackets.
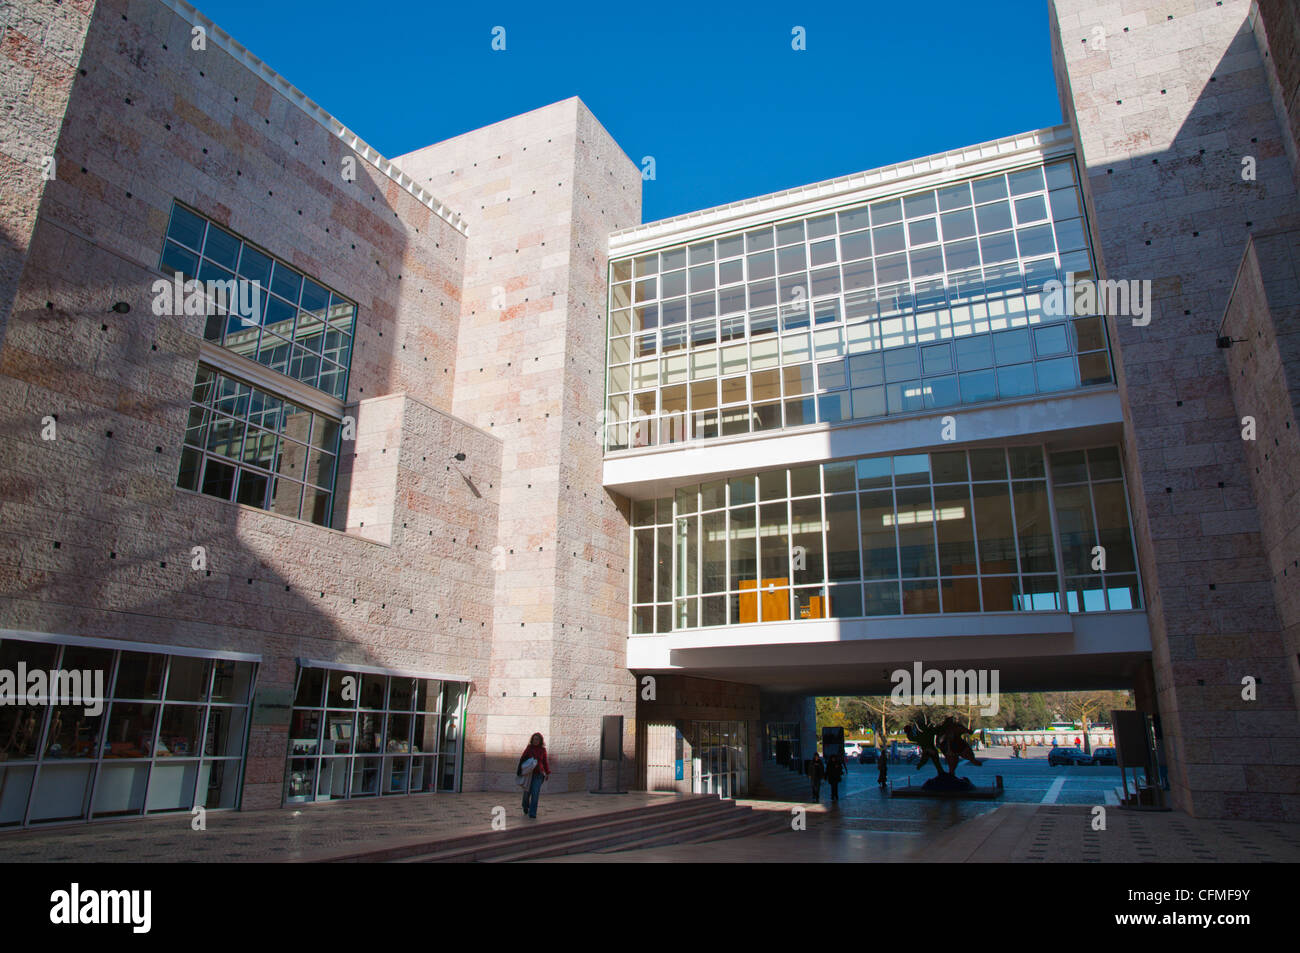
543,757,1300,863
0,790,678,863
5,749,1299,863
995,805,1300,864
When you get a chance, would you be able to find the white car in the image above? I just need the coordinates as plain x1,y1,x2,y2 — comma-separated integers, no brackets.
843,742,863,758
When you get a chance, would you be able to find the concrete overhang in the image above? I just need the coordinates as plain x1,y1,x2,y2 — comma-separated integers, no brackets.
627,610,1151,695
604,388,1123,498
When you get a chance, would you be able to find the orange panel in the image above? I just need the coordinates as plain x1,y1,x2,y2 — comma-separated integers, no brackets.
738,579,758,623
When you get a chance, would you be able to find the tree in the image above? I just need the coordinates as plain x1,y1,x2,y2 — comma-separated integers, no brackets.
1055,690,1133,753
815,697,855,738
854,696,897,747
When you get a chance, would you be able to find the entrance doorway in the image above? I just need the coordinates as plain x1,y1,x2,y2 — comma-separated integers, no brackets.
693,721,747,797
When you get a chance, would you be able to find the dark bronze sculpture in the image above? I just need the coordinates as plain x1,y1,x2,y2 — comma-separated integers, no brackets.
904,713,982,791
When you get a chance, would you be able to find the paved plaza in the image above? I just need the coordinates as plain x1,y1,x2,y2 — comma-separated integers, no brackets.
2,749,1296,863
545,752,1300,863
0,790,679,863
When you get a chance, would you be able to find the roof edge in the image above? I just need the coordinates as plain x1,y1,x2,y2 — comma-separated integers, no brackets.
162,0,468,235
611,125,1075,255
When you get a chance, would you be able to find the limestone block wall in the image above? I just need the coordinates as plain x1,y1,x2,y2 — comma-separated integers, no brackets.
0,0,94,345
334,394,405,545
395,99,643,792
1252,0,1300,189
0,0,503,808
1221,230,1300,740
1051,0,1300,819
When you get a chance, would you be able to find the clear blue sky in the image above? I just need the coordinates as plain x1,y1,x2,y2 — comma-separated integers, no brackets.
197,1,1063,222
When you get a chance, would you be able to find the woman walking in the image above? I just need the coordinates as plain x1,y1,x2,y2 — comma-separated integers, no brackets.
517,732,551,819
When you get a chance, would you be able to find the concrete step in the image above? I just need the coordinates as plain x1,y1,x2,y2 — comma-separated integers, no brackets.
396,797,739,863
663,809,787,847
485,801,769,862
322,795,721,863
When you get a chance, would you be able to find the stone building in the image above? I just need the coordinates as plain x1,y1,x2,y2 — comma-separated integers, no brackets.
0,0,1295,827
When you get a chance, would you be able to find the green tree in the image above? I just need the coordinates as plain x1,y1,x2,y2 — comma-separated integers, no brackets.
815,697,855,740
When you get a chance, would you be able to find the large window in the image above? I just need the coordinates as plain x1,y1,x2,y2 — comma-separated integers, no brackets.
285,668,468,802
606,160,1111,450
177,366,341,526
164,203,355,527
161,203,354,399
631,444,1142,632
0,638,256,827
1050,446,1141,611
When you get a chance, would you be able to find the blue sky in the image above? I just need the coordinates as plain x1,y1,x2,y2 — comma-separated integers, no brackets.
198,1,1063,222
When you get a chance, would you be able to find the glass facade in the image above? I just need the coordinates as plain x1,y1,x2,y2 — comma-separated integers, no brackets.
630,445,1141,633
161,203,355,399
763,722,801,766
692,721,747,797
0,638,256,827
605,159,1111,450
285,668,468,802
176,365,342,527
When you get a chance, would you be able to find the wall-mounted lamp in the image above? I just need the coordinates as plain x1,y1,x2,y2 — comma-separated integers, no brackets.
110,302,131,314
452,452,466,462
1216,336,1245,349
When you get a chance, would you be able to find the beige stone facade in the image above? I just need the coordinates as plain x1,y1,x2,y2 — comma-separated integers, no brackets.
0,0,635,818
3,0,1299,827
1050,0,1300,818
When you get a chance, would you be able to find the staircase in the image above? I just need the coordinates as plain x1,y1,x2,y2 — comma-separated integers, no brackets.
323,795,782,863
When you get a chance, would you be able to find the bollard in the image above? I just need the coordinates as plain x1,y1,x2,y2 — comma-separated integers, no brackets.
996,775,1004,790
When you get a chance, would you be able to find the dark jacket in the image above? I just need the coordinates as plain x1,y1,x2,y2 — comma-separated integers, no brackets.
809,757,825,781
825,756,845,782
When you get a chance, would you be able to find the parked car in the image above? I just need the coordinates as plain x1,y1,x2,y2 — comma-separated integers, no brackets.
1091,747,1117,765
858,746,879,763
1048,747,1095,766
890,743,921,763
844,741,863,759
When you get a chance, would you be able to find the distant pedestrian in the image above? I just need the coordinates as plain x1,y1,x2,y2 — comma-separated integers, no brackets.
517,731,550,819
826,754,845,802
809,752,825,801
877,748,888,789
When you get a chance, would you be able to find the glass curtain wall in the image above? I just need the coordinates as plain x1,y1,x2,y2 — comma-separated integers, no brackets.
606,159,1111,451
177,365,342,526
286,668,468,802
161,203,355,399
0,639,256,827
630,445,1143,633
